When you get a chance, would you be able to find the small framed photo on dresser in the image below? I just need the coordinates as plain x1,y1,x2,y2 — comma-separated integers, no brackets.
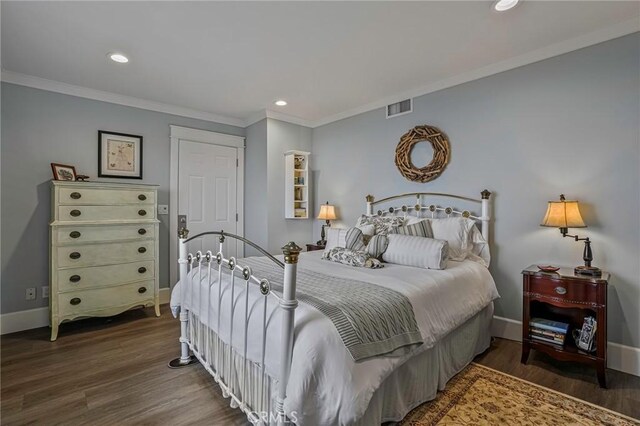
98,130,143,179
51,163,77,181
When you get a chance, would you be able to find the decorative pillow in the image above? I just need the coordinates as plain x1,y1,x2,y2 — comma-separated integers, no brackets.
429,217,475,261
355,215,405,236
382,234,449,270
391,219,433,238
469,225,490,267
322,247,384,269
324,227,366,252
365,234,389,259
356,223,376,245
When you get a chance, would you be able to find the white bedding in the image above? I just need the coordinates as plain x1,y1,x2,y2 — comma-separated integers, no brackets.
171,251,499,425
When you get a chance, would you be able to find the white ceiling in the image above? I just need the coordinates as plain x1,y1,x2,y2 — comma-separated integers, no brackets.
2,1,638,127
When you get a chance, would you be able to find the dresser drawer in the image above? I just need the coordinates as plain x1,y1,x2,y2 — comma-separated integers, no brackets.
59,187,155,205
58,205,155,222
57,260,155,292
57,240,155,268
528,275,599,305
56,224,155,244
58,280,154,318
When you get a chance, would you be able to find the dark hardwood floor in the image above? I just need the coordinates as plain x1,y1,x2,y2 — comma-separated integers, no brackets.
2,305,638,425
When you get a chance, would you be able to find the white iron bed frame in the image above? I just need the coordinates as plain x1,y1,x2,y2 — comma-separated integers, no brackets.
169,189,492,425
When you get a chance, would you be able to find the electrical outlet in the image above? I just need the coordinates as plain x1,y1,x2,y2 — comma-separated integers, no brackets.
41,286,49,299
26,287,36,300
157,205,169,215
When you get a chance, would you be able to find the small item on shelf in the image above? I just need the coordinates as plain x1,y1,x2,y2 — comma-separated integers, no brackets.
294,208,307,218
51,163,77,181
75,174,90,182
536,265,560,273
574,316,597,352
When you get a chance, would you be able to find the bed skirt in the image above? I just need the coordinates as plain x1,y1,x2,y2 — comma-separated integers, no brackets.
186,302,493,425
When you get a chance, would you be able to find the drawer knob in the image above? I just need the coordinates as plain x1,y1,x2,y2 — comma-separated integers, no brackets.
69,252,81,260
138,267,147,274
138,194,147,201
69,231,81,239
138,247,147,254
138,287,147,294
555,286,567,295
69,275,81,283
70,209,82,217
138,209,147,216
70,192,82,199
70,297,81,306
138,228,147,235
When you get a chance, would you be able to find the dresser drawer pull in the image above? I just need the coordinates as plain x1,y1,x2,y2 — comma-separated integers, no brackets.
138,194,147,201
70,297,81,305
554,286,567,295
70,209,82,217
138,287,147,294
138,228,147,235
70,192,82,199
138,209,147,216
138,247,147,254
69,275,81,283
69,231,81,239
69,252,81,260
138,267,147,274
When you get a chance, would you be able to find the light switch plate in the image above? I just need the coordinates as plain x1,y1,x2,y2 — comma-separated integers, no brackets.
158,205,169,215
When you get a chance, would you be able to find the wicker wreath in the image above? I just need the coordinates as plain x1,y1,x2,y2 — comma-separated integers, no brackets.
395,125,450,183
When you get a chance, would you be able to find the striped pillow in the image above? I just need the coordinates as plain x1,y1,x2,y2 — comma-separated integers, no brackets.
391,219,433,238
366,234,389,259
324,227,366,253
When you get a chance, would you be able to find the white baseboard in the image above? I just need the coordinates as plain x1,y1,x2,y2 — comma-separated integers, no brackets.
1,287,172,335
491,316,640,377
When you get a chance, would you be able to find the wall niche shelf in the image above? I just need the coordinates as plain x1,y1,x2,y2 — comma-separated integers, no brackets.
285,150,310,219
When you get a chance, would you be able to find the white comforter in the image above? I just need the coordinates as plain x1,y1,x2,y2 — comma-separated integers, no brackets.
171,251,499,425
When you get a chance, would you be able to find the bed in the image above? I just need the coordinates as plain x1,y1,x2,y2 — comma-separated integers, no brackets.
170,190,498,425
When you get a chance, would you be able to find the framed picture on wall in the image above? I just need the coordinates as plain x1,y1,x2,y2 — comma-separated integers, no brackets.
98,131,143,179
51,163,77,181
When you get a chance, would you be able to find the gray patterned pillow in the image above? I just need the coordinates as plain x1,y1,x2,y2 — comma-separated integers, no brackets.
355,215,405,236
391,219,433,238
322,247,384,269
366,234,389,259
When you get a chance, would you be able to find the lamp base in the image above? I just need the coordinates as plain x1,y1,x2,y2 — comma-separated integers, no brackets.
575,265,602,277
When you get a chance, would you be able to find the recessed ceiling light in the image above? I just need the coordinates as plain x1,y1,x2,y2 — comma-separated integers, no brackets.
274,100,287,106
109,53,129,63
493,0,519,12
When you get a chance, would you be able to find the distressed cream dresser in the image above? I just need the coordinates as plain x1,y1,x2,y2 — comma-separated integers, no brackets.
50,181,160,341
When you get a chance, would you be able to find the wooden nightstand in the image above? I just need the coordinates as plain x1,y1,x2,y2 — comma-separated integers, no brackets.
306,243,326,252
521,265,609,388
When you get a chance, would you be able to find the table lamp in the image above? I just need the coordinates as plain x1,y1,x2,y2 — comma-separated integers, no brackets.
317,201,337,246
540,194,601,277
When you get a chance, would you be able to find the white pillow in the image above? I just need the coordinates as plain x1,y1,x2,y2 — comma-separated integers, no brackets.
382,234,449,270
356,223,376,245
324,227,366,253
469,225,491,267
429,217,475,261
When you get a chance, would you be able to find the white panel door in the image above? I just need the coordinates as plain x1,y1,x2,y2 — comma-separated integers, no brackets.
178,140,238,258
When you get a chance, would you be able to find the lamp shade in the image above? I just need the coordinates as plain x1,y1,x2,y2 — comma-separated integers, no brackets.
540,198,586,228
317,204,337,221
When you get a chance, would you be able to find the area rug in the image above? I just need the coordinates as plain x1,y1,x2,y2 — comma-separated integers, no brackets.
401,363,638,425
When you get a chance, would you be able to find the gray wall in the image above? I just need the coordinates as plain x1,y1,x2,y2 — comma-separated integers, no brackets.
244,119,269,256
244,118,313,255
266,119,313,254
311,34,640,348
1,83,245,314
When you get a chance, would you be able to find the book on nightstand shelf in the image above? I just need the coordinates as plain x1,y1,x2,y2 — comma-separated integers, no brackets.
530,318,569,346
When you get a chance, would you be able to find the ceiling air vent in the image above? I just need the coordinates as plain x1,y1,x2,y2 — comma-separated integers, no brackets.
386,99,412,119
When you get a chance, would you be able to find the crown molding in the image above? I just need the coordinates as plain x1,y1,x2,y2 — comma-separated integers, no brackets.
312,19,640,128
0,70,246,128
245,109,313,128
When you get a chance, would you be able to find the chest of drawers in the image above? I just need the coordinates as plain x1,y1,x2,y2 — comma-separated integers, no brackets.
49,181,160,341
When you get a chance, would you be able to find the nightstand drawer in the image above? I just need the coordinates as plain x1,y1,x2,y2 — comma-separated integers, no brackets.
528,275,599,305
